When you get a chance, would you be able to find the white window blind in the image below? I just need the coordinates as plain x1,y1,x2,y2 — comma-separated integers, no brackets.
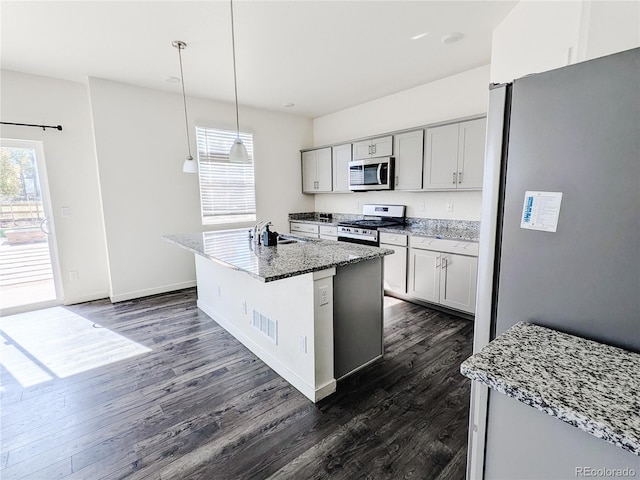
196,126,256,225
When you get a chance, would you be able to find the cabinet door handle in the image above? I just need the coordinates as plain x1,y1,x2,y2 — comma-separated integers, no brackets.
435,256,441,268
372,144,376,154
452,172,457,184
442,257,448,269
458,171,463,183
396,176,399,187
368,145,372,155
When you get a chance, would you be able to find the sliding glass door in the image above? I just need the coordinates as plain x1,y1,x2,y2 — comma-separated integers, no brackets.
0,139,62,315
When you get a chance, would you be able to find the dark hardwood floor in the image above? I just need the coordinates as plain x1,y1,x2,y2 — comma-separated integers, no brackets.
0,289,474,480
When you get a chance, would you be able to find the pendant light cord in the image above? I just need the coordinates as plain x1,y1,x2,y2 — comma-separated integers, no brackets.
177,43,193,158
230,0,241,137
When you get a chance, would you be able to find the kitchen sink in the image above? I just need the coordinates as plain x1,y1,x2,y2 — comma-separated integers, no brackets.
277,235,307,245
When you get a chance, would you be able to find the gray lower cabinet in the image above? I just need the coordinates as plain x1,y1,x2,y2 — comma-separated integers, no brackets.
380,232,408,294
407,237,479,314
408,248,441,303
290,221,319,238
319,225,338,241
439,253,478,313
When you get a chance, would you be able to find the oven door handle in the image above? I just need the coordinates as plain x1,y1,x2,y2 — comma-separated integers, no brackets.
377,163,383,185
338,232,378,243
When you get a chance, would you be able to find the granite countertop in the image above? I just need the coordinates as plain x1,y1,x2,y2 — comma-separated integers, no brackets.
378,224,478,242
289,212,479,242
460,322,640,455
164,229,393,283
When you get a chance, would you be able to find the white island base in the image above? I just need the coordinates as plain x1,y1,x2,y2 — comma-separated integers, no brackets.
195,254,384,402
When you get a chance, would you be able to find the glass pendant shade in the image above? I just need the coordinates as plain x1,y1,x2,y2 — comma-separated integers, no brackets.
182,155,197,173
229,138,249,163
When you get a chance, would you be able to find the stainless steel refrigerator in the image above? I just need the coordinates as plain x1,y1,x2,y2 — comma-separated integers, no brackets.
468,47,639,479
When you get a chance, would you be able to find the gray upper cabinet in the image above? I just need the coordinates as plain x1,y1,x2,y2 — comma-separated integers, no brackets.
352,135,393,160
393,130,424,190
457,118,486,189
424,117,486,190
302,147,332,193
332,143,352,192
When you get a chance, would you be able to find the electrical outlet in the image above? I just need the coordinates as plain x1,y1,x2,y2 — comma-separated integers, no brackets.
61,207,71,218
319,286,329,306
446,202,454,213
298,335,307,353
69,271,78,281
418,202,425,212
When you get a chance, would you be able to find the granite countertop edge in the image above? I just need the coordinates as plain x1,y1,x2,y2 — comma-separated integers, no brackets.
460,322,640,456
164,234,393,283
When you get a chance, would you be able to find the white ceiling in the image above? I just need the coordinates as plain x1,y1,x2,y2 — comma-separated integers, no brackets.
1,0,516,118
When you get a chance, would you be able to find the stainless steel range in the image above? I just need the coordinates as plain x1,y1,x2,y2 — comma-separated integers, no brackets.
337,204,406,246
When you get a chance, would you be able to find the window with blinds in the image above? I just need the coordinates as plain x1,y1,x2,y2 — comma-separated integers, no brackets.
196,126,256,225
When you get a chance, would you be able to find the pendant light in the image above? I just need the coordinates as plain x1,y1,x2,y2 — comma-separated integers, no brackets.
228,0,249,163
172,40,197,173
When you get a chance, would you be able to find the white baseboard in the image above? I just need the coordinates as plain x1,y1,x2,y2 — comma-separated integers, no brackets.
197,298,336,403
110,280,196,303
63,291,110,306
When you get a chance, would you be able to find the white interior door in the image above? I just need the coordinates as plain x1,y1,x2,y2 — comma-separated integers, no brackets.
0,139,63,315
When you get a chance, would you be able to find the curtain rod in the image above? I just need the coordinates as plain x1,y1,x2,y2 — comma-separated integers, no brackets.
0,121,63,131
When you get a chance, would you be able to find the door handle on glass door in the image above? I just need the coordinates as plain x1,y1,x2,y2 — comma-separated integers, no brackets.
40,217,50,235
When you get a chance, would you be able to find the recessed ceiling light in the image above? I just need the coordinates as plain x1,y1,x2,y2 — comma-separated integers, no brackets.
165,76,181,83
283,103,295,108
411,32,429,40
440,32,464,45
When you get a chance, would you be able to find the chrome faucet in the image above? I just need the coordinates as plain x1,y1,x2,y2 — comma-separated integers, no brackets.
250,221,271,245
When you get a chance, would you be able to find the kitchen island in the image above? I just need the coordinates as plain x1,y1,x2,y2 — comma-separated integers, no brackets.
164,229,393,402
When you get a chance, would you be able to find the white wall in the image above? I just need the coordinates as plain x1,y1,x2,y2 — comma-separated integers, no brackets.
0,70,110,304
582,1,640,60
88,78,313,302
490,0,640,83
315,190,483,221
313,65,490,146
311,65,490,221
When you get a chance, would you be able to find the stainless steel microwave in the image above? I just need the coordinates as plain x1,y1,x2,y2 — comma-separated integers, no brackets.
349,157,395,191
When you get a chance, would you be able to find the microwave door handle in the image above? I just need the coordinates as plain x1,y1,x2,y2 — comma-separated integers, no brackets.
377,163,383,184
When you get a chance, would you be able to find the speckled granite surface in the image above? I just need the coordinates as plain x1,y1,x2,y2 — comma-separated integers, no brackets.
164,229,392,283
461,322,640,455
288,212,480,241
380,218,480,241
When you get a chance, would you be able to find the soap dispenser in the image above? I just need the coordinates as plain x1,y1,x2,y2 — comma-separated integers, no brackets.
262,225,279,246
